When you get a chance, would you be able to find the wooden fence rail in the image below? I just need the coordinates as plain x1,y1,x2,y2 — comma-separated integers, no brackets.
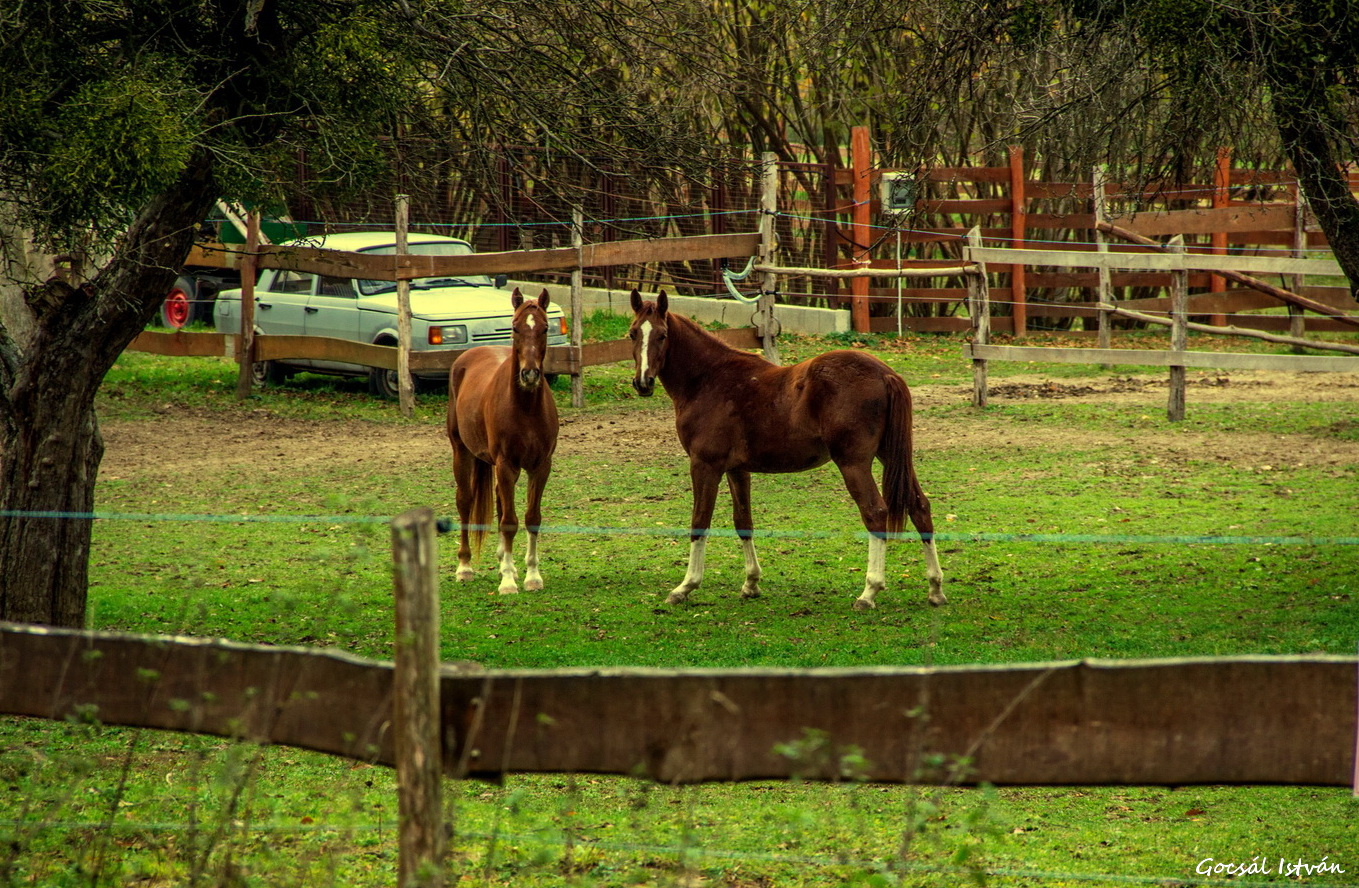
961,225,1359,418
3,622,1355,787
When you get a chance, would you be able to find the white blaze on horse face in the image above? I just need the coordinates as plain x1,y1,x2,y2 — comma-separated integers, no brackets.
637,320,654,380
525,314,537,329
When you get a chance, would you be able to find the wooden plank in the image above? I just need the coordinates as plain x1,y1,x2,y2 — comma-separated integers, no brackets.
254,334,400,369
186,243,241,269
2,625,1353,786
245,233,761,281
409,330,756,378
970,245,1344,276
130,330,234,358
1108,205,1296,236
916,198,1012,215
0,623,398,765
580,232,760,270
964,343,1359,372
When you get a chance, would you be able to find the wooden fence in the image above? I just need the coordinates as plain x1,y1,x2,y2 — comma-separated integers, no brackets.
4,507,1356,791
6,507,1356,883
5,621,1355,787
957,224,1359,419
133,225,762,414
836,133,1359,335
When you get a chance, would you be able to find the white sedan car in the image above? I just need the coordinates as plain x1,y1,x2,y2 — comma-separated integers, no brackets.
213,231,567,398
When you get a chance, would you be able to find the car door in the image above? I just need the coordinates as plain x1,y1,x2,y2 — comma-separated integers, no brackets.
304,275,364,372
254,269,313,342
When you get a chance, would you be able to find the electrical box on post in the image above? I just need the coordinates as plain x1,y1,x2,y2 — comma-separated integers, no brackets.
879,172,917,211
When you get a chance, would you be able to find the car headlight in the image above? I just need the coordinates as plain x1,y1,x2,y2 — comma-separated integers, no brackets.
429,325,467,346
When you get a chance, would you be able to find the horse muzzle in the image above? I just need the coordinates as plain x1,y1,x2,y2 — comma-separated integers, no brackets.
632,376,656,397
517,367,543,391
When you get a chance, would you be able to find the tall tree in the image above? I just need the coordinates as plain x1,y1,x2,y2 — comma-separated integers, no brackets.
0,0,425,626
1001,0,1359,289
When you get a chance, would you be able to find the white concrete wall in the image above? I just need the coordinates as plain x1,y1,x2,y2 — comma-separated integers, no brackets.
511,281,851,336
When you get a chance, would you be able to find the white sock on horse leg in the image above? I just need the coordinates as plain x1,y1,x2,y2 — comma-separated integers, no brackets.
667,536,707,604
523,531,543,591
854,534,887,609
740,535,761,598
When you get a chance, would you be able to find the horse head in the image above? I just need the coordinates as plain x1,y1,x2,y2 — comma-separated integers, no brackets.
628,289,669,397
510,287,552,392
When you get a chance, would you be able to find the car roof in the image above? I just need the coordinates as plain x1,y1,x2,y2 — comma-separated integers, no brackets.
282,231,474,252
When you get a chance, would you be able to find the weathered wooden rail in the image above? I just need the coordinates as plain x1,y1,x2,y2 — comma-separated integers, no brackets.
3,623,1354,787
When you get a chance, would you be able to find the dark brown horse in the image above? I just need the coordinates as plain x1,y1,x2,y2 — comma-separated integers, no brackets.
447,288,560,593
628,290,944,610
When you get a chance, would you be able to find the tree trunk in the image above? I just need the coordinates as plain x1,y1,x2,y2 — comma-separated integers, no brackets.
1270,79,1359,299
0,153,217,627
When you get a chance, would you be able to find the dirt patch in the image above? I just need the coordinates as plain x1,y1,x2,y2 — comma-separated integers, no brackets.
98,369,1359,480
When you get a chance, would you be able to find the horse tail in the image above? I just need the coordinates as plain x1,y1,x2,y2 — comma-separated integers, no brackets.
881,373,921,537
466,458,494,557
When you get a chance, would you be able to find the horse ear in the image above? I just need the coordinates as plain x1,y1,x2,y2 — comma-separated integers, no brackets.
657,290,668,317
511,287,524,309
629,289,643,313
536,288,551,310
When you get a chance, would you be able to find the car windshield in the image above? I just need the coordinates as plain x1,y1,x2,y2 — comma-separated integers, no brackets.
355,241,491,295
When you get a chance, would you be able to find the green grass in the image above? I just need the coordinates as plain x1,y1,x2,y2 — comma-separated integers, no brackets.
5,319,1359,886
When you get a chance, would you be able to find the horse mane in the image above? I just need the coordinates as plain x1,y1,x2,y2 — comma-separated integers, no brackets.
661,311,766,382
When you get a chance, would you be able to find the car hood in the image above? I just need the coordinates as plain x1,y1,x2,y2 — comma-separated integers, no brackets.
358,286,561,321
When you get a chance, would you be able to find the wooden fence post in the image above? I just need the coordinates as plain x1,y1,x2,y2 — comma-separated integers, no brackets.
391,507,444,888
1009,145,1027,338
1291,193,1310,349
395,195,415,418
1092,166,1114,362
966,226,990,407
1167,235,1188,422
851,126,872,334
234,211,260,401
1209,147,1231,327
759,151,782,364
571,206,585,408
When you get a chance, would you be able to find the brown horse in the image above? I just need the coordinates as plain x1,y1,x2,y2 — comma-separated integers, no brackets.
628,290,944,610
447,288,560,593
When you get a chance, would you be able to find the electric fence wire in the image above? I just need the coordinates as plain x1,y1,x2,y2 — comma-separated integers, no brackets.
3,510,1357,547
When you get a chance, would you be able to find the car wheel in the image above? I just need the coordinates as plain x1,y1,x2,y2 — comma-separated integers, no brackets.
160,277,195,328
368,366,402,399
252,360,290,387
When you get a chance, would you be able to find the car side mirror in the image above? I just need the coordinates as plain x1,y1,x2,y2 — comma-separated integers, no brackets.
494,274,508,289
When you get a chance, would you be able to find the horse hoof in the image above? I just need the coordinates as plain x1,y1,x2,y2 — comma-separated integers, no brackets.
665,590,689,605
498,585,520,595
929,592,948,606
524,578,544,592
456,568,474,582
852,597,875,611
740,586,761,600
